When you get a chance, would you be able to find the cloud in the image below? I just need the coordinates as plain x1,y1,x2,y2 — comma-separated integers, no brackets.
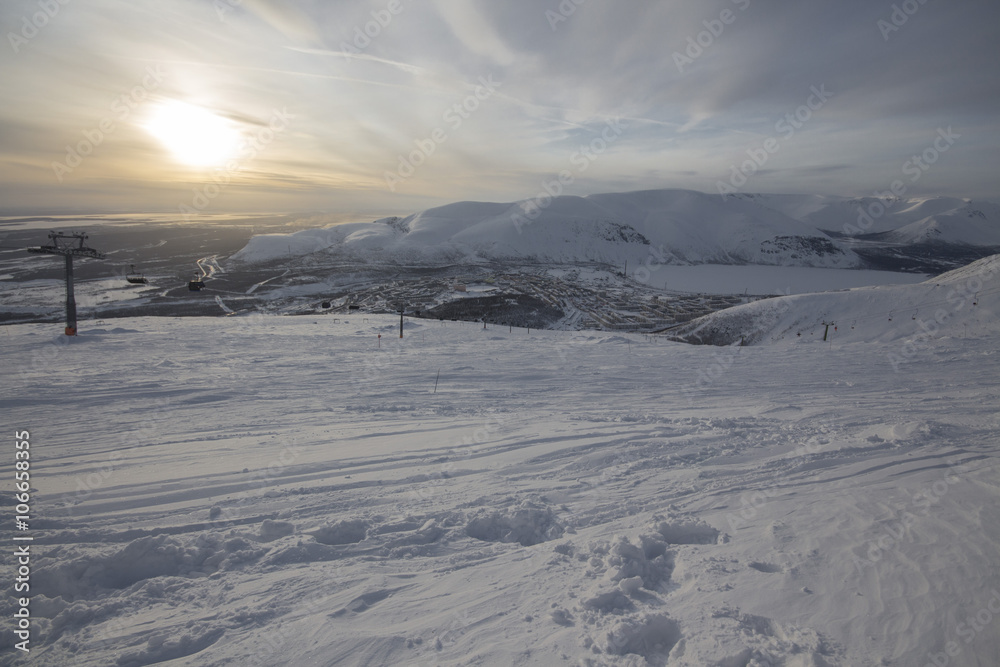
284,48,426,76
238,0,320,44
430,0,517,66
0,0,998,213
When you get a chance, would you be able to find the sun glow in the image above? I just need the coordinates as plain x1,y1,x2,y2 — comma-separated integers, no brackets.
144,100,243,167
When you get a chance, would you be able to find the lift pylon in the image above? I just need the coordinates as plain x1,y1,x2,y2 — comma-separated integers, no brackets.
27,232,106,335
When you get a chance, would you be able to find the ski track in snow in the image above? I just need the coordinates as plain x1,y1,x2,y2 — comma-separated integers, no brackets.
1,300,998,666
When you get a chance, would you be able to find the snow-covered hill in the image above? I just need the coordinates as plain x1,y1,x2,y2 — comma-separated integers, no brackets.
668,254,1000,346
231,189,861,269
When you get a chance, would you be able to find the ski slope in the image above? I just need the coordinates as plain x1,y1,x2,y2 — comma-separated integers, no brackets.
2,262,999,666
669,254,1000,347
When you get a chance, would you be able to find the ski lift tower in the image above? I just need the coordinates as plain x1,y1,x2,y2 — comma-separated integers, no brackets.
27,232,106,336
396,302,406,339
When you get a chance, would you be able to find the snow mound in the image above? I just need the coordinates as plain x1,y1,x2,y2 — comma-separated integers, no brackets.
309,519,370,545
258,519,294,542
116,628,225,667
651,517,721,545
581,535,676,613
34,534,265,602
711,608,836,667
602,613,682,660
465,500,563,547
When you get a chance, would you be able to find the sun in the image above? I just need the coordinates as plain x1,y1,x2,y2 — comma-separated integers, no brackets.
144,100,243,167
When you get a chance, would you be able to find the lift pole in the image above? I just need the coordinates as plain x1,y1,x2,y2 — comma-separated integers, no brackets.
65,253,76,334
27,232,106,336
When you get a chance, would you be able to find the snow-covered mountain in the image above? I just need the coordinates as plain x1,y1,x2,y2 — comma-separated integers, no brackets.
230,189,1000,273
230,189,861,269
872,202,1000,245
735,193,1000,245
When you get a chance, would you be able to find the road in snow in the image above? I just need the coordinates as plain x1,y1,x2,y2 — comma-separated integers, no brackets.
1,267,998,666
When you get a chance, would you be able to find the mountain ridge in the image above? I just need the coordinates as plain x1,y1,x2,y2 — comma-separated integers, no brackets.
231,188,1000,272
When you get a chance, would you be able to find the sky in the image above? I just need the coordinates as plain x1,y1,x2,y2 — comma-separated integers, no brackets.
1,0,998,217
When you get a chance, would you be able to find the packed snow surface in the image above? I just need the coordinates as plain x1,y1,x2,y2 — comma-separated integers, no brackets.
2,258,999,666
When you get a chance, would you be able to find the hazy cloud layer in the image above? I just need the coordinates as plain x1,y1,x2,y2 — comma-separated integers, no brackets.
1,0,997,215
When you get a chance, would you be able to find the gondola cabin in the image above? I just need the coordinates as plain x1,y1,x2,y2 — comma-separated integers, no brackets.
125,264,148,285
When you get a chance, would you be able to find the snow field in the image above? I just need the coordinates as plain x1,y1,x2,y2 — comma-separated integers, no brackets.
1,287,998,665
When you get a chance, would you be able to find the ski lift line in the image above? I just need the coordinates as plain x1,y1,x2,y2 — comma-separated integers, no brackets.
663,282,999,337
801,285,1000,329
745,284,1000,336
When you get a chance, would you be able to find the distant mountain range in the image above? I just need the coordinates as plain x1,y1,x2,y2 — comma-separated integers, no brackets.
231,189,1000,272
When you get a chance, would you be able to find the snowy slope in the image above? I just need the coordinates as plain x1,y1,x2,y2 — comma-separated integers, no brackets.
230,189,860,269
741,193,1000,244
2,283,999,665
668,254,1000,346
